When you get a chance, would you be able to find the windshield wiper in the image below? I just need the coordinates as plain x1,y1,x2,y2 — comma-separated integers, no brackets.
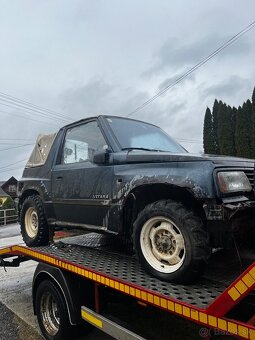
122,147,163,152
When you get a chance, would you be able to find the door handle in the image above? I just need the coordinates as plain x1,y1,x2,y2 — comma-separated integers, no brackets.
56,176,63,181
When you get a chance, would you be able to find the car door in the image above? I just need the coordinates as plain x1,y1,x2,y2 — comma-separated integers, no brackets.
51,119,113,228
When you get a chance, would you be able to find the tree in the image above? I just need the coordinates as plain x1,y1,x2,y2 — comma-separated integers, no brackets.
250,87,255,158
231,106,237,154
203,85,255,158
2,196,14,209
235,102,251,158
211,99,220,154
203,107,215,153
218,102,235,156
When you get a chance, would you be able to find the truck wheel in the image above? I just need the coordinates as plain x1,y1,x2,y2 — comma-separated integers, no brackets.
20,195,50,246
133,200,211,283
35,280,72,340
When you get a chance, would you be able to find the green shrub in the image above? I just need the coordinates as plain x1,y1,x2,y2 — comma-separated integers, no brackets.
2,197,14,209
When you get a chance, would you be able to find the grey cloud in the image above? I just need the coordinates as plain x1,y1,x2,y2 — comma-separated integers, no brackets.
201,75,251,99
158,73,196,92
61,79,115,116
1,0,255,181
143,34,251,78
60,79,149,118
60,78,186,126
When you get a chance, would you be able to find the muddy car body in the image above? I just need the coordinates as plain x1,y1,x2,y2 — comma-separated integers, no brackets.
17,116,255,283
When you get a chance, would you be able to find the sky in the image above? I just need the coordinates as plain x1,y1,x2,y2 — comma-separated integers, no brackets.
0,0,255,181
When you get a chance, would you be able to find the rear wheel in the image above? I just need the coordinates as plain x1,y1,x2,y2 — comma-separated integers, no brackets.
133,200,211,283
20,195,50,246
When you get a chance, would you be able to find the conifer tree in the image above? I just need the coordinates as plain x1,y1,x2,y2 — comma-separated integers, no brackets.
235,102,251,158
203,107,215,153
203,85,255,158
218,103,235,156
231,106,237,155
250,87,255,158
211,99,220,154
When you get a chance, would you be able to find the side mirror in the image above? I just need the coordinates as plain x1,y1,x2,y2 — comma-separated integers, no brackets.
93,150,111,164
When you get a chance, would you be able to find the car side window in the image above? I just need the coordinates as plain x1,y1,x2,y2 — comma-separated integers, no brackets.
61,121,108,164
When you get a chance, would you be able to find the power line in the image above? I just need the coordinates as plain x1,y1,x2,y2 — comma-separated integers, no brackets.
175,138,203,144
0,166,24,173
0,108,61,127
175,138,202,142
0,91,73,122
0,138,34,141
0,144,34,152
0,98,71,124
0,142,35,145
127,19,255,117
0,159,27,170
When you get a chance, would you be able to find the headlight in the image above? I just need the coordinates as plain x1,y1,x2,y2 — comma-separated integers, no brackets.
217,171,252,193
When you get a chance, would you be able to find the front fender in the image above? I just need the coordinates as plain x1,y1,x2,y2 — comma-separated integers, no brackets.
113,161,215,202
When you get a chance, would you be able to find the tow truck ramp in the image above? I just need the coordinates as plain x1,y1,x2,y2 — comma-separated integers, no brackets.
1,233,255,339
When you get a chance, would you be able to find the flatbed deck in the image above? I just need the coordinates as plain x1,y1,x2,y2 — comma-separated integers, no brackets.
1,233,255,339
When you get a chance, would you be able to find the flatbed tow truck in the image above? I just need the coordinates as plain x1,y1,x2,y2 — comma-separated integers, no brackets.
1,232,255,340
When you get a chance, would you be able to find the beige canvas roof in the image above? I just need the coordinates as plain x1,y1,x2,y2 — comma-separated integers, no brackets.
26,133,56,167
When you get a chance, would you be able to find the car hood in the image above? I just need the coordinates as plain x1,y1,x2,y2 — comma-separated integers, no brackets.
112,151,255,168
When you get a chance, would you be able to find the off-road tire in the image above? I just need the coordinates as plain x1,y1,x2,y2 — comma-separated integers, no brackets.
20,195,50,246
133,200,211,283
35,280,72,340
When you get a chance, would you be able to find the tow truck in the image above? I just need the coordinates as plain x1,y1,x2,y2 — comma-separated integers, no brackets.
1,231,255,340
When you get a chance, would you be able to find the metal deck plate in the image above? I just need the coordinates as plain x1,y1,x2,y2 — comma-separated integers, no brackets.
33,233,232,309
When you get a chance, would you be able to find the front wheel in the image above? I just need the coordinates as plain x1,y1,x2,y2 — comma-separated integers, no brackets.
133,200,211,283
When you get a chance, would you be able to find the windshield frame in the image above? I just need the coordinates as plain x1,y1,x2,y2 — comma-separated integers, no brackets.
103,116,187,153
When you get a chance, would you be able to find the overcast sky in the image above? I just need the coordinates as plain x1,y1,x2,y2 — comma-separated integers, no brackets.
0,1,255,181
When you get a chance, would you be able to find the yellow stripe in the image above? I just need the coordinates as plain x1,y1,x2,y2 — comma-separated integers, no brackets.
208,315,217,327
238,325,249,339
217,319,227,331
242,273,255,288
175,303,182,314
167,301,174,311
130,287,135,296
249,267,255,280
154,296,160,306
160,298,167,309
228,322,238,335
141,291,146,300
235,280,248,294
190,309,199,321
228,287,241,301
199,312,207,324
0,247,11,255
183,306,190,318
250,329,255,340
81,310,103,328
147,294,153,303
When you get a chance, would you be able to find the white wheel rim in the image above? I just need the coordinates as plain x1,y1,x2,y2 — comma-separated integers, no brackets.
40,291,60,336
25,207,39,238
140,216,186,273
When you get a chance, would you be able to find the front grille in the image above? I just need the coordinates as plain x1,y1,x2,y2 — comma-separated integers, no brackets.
243,169,254,189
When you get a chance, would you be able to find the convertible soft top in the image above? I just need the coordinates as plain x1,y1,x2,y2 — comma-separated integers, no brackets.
26,133,56,167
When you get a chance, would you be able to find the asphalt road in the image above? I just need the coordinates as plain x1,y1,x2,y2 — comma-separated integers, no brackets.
0,301,43,340
0,223,225,339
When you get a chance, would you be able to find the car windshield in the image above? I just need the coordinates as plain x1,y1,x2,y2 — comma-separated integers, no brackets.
106,117,187,153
